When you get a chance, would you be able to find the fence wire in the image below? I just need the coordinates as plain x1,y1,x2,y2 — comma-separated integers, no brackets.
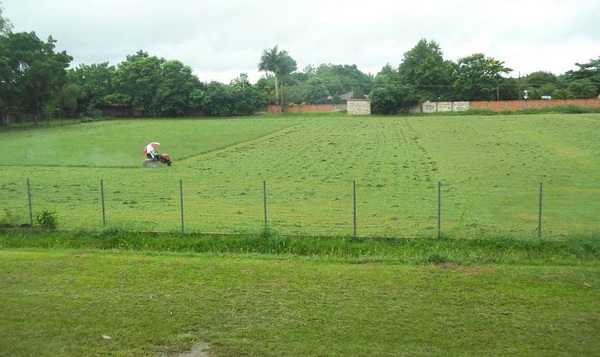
1,179,598,239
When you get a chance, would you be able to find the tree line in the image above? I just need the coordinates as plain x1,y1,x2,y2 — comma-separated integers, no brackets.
1,4,599,123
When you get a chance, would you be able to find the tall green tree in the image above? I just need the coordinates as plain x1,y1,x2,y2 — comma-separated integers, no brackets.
229,73,268,115
370,64,418,114
314,63,372,98
193,81,234,116
0,31,72,124
452,53,512,101
69,62,115,116
497,77,521,100
563,57,600,97
398,39,454,101
521,71,558,99
52,81,80,118
110,50,201,116
279,85,303,108
154,59,201,116
303,77,330,104
110,51,163,116
0,2,12,35
258,45,297,106
566,78,597,99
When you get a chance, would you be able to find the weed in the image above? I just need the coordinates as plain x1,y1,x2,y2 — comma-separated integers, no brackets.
35,209,58,229
95,226,123,237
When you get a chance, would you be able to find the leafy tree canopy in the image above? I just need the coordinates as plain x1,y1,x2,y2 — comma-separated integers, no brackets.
0,2,12,35
564,57,600,96
398,39,454,101
369,65,418,114
314,63,372,97
453,53,512,101
0,31,72,123
523,71,558,87
303,77,330,104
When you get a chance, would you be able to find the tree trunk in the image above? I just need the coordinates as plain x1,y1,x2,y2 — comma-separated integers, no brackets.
274,76,279,107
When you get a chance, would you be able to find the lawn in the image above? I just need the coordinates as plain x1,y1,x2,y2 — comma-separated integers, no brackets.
1,113,599,238
1,113,599,355
0,248,598,356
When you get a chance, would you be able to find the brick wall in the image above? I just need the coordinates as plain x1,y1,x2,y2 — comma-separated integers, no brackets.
470,99,600,111
267,104,334,113
420,98,599,113
266,98,599,115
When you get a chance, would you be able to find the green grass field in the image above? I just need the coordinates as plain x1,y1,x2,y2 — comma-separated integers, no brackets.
1,113,599,238
1,114,599,356
0,246,598,357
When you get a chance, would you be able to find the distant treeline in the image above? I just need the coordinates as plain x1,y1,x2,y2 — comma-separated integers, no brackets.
1,6,599,121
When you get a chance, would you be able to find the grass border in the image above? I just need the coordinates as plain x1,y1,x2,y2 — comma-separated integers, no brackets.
1,228,599,265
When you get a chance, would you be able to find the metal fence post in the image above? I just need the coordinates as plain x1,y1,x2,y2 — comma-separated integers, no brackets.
438,180,442,239
353,180,357,238
180,179,184,234
100,179,106,226
538,181,543,238
27,178,33,228
263,180,268,230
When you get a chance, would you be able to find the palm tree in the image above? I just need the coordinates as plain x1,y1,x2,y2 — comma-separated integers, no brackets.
258,45,297,106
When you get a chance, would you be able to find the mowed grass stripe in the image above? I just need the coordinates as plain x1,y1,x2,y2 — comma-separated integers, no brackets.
2,118,302,167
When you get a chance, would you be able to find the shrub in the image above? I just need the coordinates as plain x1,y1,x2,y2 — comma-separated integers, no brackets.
36,209,58,229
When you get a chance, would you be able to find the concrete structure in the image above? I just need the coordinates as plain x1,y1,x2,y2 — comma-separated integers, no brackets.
347,99,371,115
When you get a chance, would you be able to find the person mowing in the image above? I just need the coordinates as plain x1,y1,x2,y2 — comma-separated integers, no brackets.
144,142,160,160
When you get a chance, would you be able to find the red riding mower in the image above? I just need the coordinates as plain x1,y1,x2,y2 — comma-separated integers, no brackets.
143,153,172,168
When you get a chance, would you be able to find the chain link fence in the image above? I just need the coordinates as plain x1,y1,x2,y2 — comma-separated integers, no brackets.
1,178,598,239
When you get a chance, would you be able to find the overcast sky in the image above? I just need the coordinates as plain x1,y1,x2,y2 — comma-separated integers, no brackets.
3,0,599,84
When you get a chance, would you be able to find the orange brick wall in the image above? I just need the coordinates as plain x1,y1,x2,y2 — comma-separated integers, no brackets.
267,104,333,113
267,105,281,114
470,99,599,112
469,101,489,109
266,98,599,114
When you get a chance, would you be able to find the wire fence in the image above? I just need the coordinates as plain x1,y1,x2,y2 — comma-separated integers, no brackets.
1,178,598,239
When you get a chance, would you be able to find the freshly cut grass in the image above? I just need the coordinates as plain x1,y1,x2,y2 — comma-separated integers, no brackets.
1,117,301,167
0,248,598,356
1,114,599,238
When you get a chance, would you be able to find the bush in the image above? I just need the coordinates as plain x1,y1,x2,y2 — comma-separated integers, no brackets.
36,209,58,229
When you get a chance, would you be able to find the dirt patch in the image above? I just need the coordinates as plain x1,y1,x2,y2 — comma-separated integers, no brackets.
171,342,209,357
